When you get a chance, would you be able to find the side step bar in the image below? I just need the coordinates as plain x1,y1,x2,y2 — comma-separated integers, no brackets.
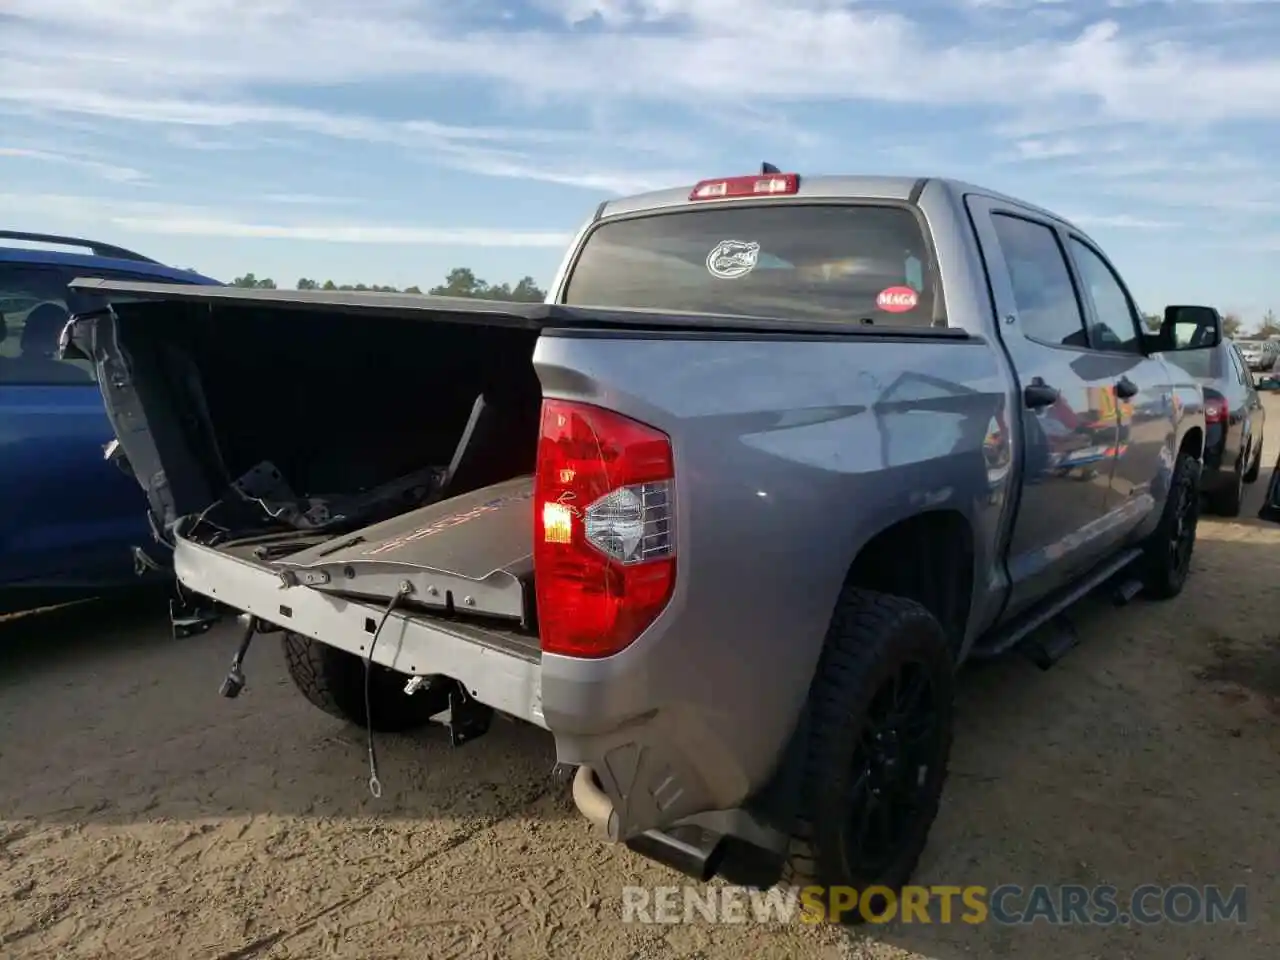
973,547,1144,664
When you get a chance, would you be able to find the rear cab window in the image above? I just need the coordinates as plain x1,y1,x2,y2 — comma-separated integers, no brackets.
561,203,941,326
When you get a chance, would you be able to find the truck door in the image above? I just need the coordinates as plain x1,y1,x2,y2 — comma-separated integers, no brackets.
1060,233,1172,540
965,197,1122,618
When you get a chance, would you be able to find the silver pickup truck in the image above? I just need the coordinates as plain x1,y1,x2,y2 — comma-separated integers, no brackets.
67,171,1216,919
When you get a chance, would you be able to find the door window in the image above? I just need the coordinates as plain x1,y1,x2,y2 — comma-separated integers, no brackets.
0,264,193,385
990,214,1089,348
0,264,103,385
1067,238,1142,353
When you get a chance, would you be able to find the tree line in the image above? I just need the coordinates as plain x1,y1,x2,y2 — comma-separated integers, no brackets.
230,267,546,302
1143,310,1280,339
234,268,1280,337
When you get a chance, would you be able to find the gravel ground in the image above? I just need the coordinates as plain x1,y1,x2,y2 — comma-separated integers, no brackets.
3,408,1279,960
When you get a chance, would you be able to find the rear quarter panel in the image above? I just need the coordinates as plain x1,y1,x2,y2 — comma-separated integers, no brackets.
534,329,1011,825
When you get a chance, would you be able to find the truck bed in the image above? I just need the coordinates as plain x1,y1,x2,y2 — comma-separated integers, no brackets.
208,476,539,654
174,525,545,712
270,476,534,624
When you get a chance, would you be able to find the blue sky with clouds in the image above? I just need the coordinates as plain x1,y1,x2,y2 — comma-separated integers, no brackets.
2,0,1279,323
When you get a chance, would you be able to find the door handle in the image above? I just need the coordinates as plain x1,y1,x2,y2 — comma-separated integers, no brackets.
1115,377,1138,399
1024,381,1059,409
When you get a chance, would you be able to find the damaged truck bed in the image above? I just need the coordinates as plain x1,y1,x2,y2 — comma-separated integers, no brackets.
174,475,546,725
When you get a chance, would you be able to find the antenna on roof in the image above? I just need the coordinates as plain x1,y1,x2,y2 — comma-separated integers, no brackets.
761,162,781,174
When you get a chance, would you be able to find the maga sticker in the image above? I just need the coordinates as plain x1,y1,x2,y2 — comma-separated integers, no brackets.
707,239,761,280
876,286,919,313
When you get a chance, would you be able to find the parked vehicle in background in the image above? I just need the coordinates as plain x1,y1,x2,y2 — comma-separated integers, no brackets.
1167,332,1266,516
71,173,1215,919
1237,339,1274,372
0,231,220,615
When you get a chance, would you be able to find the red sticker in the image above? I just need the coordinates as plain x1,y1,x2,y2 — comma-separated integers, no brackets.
876,286,919,313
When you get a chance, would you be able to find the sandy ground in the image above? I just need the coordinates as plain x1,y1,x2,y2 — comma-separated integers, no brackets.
4,412,1280,960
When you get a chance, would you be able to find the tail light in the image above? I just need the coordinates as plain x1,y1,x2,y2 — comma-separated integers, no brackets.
533,399,676,658
1205,396,1228,424
689,173,799,201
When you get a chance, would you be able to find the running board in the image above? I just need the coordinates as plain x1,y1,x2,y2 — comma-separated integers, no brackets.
972,547,1144,662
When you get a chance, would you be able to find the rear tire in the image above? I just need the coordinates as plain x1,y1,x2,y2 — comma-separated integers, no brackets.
282,632,450,732
1207,456,1244,517
1243,438,1262,483
1140,451,1201,598
782,588,954,925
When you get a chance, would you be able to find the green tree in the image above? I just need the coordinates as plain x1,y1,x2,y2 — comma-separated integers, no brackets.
510,276,546,302
262,269,545,300
232,273,277,289
428,267,487,298
1222,312,1243,339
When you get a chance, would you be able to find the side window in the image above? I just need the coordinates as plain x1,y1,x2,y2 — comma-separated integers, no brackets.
990,214,1089,348
1229,346,1250,387
0,264,97,385
1067,238,1142,353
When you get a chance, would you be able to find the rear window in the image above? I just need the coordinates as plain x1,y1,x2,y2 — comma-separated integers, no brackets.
562,204,939,326
1172,346,1223,380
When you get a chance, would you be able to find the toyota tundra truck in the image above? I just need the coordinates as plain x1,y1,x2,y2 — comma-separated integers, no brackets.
65,171,1215,917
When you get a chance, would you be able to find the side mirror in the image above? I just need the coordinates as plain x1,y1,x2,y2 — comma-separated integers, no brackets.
1158,305,1223,352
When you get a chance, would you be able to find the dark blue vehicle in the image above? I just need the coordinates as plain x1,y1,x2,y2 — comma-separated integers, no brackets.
0,231,220,614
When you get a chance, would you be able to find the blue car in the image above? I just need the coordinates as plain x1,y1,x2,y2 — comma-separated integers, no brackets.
0,231,220,614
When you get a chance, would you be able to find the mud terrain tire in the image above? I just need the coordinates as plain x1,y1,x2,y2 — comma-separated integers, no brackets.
782,588,954,925
1140,451,1201,599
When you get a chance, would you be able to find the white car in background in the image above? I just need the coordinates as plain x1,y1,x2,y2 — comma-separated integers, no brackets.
1238,340,1274,372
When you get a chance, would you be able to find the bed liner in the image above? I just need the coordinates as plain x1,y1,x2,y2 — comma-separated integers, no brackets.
258,475,536,626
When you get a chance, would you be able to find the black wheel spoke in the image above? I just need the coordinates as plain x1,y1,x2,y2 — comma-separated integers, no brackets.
844,658,942,875
900,711,938,750
849,780,876,855
872,791,894,838
889,670,927,726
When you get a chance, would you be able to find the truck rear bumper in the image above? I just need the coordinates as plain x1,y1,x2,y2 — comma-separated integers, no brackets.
172,534,548,728
171,533,779,867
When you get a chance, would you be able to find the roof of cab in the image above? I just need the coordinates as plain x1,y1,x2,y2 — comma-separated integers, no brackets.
596,174,1076,232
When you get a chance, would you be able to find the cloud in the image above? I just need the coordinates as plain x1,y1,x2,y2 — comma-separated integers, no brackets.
0,146,147,183
0,191,571,247
262,194,355,206
1064,212,1178,229
0,0,1277,233
110,216,574,247
5,2,1280,129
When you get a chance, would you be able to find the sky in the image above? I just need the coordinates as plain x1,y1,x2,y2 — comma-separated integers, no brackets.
2,0,1280,323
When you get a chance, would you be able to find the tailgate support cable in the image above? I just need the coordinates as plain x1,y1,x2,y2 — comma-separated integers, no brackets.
363,582,413,799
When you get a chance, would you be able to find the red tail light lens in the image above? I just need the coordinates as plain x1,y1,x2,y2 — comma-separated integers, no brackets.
533,399,676,658
1205,396,1228,424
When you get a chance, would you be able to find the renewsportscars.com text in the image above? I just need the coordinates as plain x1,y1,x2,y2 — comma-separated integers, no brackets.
621,884,1248,926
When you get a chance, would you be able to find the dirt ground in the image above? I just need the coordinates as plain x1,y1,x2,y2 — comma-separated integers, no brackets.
4,411,1280,960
